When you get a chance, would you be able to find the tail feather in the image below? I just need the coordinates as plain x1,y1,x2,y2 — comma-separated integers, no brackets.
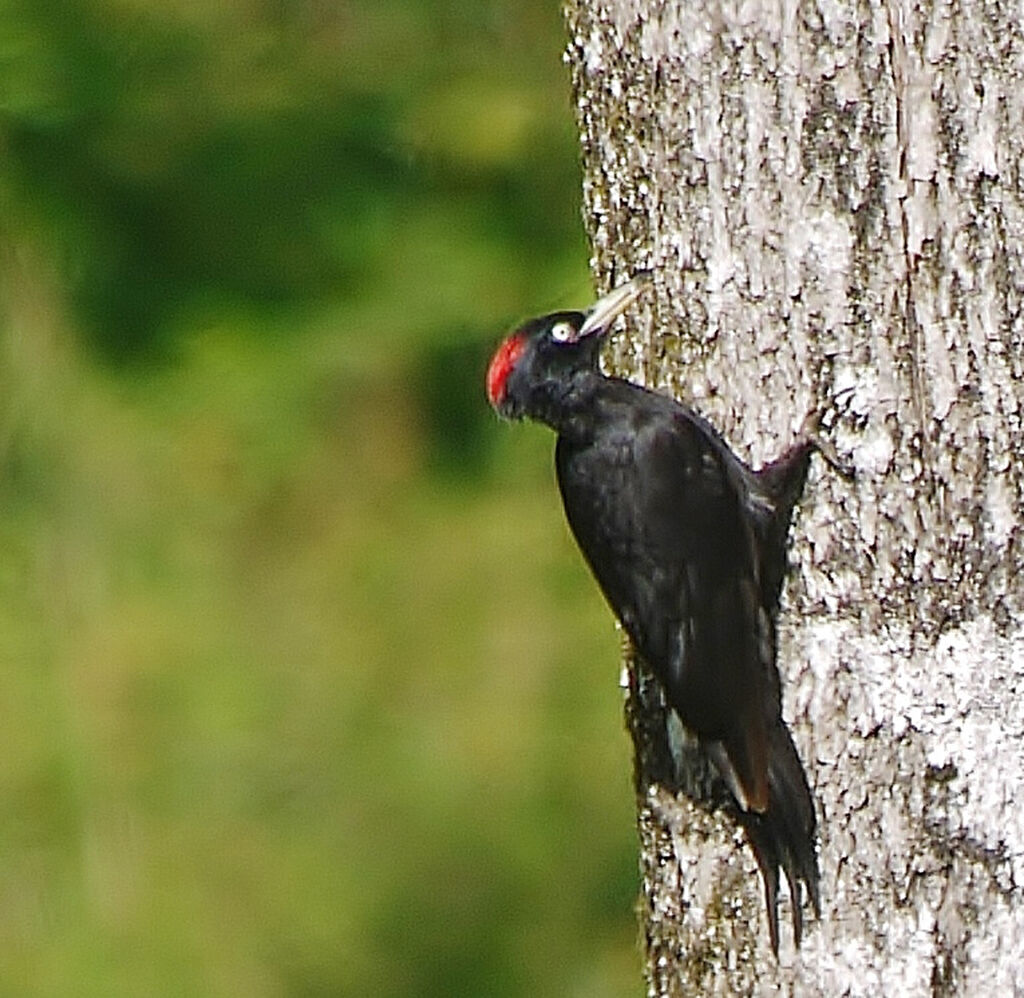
737,720,819,955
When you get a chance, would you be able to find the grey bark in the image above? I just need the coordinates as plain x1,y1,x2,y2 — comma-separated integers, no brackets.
563,0,1024,993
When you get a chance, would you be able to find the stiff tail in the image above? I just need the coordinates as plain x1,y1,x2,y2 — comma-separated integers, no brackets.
737,720,820,955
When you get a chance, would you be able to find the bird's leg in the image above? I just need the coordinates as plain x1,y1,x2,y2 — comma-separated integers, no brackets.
795,406,855,481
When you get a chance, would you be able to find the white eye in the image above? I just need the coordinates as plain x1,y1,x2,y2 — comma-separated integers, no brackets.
549,321,576,343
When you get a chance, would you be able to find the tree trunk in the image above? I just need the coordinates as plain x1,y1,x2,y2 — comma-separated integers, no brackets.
563,0,1024,992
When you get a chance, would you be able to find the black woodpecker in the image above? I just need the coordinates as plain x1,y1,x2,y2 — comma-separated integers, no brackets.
487,280,827,954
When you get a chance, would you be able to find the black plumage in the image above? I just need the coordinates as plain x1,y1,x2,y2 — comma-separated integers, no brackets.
486,281,825,953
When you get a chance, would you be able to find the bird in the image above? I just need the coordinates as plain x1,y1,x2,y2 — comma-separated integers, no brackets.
485,278,827,954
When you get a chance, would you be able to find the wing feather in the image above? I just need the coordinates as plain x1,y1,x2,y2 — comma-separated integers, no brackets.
556,399,771,810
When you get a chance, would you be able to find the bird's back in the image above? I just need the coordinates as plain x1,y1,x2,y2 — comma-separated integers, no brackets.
555,379,776,808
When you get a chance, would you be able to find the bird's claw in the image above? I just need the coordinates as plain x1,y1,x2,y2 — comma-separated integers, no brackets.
798,407,855,481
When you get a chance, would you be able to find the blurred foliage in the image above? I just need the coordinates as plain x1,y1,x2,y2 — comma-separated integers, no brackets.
2,0,590,363
0,0,642,995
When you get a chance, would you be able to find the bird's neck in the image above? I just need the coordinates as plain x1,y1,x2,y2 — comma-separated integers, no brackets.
526,370,607,441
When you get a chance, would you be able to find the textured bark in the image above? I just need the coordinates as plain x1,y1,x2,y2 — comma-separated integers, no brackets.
563,0,1024,993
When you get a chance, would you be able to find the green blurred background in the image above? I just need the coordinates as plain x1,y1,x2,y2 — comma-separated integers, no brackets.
0,1,639,995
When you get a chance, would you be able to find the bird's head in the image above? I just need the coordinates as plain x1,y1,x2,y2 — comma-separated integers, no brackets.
485,280,645,421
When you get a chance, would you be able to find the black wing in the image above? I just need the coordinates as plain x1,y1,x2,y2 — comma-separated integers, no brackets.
555,387,773,811
555,381,819,952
